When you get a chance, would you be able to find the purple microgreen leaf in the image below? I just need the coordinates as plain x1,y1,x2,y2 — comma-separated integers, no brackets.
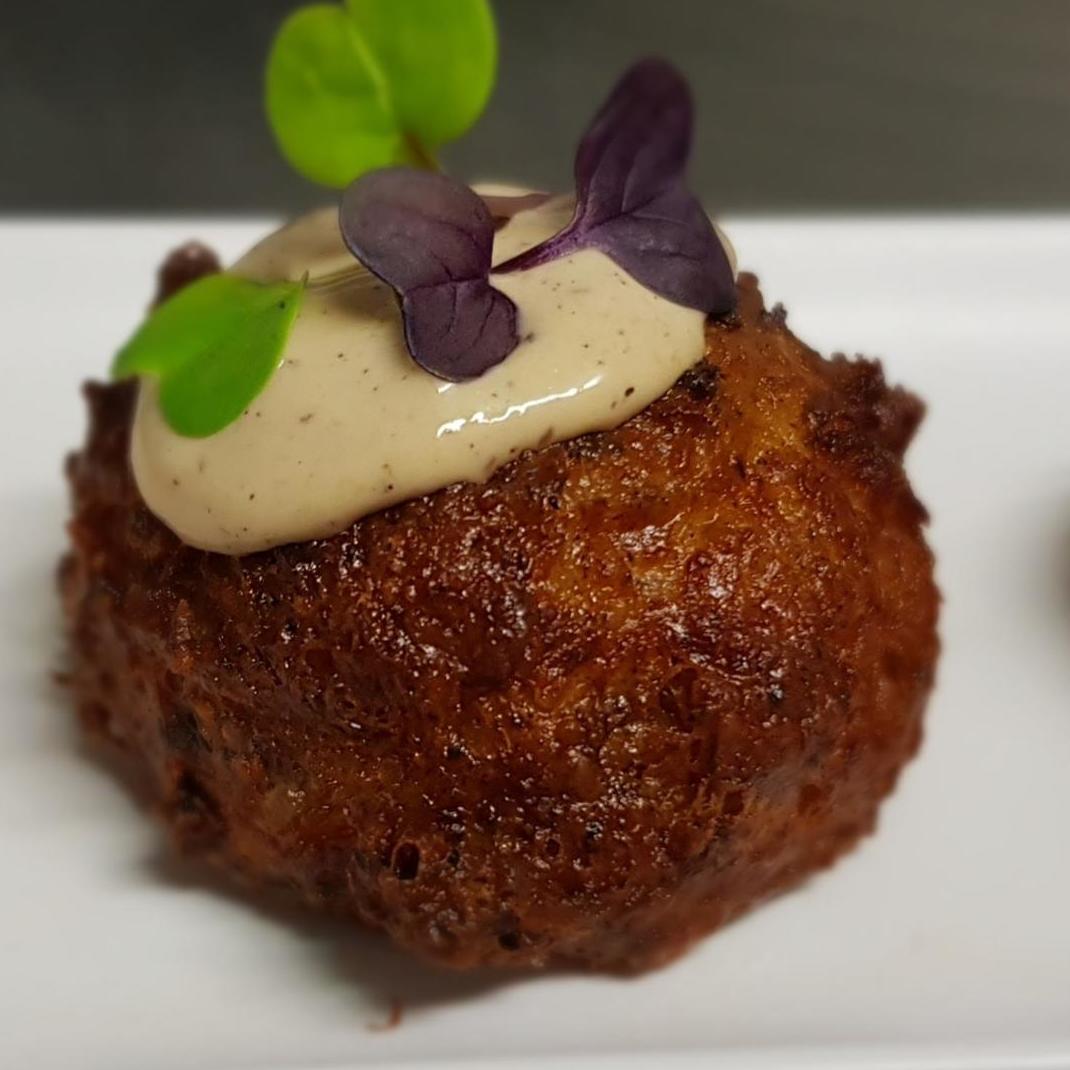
495,59,735,316
339,167,519,381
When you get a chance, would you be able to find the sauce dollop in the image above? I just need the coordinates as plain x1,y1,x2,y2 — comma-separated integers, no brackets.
131,193,726,554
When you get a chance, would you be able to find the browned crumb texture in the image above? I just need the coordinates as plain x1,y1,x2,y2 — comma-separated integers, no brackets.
60,271,938,973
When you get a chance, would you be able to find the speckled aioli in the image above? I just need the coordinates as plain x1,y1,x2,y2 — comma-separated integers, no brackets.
131,190,733,554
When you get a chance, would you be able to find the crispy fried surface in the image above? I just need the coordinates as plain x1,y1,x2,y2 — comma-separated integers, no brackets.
60,273,938,972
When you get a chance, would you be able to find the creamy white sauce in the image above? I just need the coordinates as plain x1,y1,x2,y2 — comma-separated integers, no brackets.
131,191,728,554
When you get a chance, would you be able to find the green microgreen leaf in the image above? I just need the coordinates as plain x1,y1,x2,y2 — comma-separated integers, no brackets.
112,274,304,438
343,0,497,148
265,5,402,188
265,0,497,187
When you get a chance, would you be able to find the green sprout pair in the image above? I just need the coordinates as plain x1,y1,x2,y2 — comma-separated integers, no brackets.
267,0,497,186
114,0,498,437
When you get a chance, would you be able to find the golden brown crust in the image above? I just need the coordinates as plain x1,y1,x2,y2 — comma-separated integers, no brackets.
61,273,938,972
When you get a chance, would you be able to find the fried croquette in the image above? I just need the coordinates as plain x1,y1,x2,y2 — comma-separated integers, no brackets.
60,267,938,972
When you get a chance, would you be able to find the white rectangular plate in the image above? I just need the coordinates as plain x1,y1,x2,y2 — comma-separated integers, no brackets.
2,218,1069,1070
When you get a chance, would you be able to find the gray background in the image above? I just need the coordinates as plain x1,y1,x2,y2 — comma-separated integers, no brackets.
1,0,1067,215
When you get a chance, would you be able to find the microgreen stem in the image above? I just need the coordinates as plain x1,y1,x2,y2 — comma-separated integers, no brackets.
404,131,440,172
305,264,380,295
